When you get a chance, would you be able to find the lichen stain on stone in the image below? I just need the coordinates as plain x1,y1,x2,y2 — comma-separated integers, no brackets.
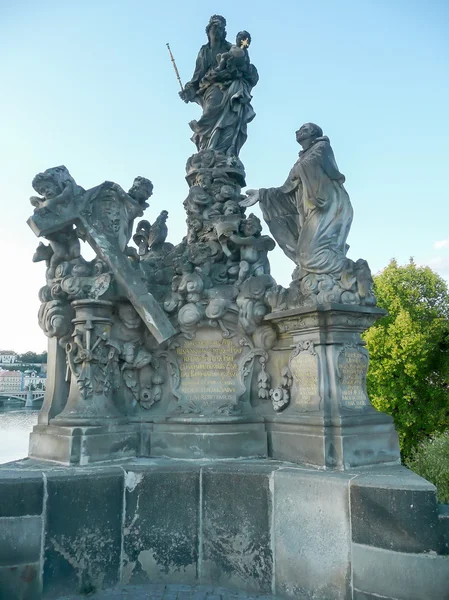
206,523,272,586
120,555,136,586
49,527,114,592
124,471,143,493
137,528,195,575
20,565,37,583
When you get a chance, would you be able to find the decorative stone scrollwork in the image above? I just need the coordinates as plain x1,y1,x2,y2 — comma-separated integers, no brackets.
270,366,293,412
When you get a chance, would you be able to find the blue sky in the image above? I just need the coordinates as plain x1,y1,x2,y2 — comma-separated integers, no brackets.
1,0,448,351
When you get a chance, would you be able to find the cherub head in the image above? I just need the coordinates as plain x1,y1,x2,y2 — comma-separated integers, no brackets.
128,176,153,204
223,200,241,216
242,214,262,237
195,172,213,190
117,303,141,329
219,184,236,202
32,165,76,200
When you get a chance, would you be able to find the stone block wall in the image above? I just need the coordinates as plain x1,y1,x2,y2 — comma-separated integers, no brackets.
0,459,448,600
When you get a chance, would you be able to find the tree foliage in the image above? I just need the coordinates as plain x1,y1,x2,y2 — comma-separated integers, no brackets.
363,259,449,458
406,431,449,503
17,351,47,364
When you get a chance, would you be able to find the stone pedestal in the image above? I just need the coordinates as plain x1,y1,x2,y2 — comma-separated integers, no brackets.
53,299,123,426
28,423,141,466
151,417,267,459
151,322,268,459
265,304,401,469
29,299,133,465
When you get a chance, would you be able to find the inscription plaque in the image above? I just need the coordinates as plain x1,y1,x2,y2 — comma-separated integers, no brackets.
174,328,244,413
289,341,321,411
338,346,369,409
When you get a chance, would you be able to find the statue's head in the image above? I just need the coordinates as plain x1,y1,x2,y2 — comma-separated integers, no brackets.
128,176,153,203
206,15,226,42
242,213,262,237
223,200,240,216
117,302,141,329
236,30,251,48
296,123,323,147
32,165,73,199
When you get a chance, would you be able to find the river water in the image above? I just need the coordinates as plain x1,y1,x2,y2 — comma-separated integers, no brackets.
0,408,39,464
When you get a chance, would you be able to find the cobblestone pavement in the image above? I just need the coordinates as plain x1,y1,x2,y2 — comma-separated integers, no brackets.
59,584,282,600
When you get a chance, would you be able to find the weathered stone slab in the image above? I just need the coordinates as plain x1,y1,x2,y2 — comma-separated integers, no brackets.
273,467,352,599
0,516,42,566
439,504,449,554
350,467,440,553
43,467,123,597
352,543,449,600
122,464,200,585
0,471,43,517
0,563,41,599
29,423,141,466
151,420,267,460
201,463,274,594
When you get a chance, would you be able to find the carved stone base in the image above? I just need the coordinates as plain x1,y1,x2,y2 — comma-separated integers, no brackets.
267,413,400,469
264,304,401,469
151,417,267,459
28,423,141,466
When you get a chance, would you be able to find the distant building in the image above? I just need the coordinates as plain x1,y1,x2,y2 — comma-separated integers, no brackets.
0,351,17,365
22,370,46,391
0,370,22,393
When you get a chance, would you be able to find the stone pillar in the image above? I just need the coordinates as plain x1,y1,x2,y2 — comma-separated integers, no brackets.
25,388,34,408
264,303,401,469
29,300,140,465
37,337,69,425
52,299,122,426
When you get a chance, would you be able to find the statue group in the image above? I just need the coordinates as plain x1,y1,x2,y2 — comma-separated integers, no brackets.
16,17,448,600
27,13,391,466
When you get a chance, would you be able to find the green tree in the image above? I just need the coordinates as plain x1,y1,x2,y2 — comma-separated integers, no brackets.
17,351,47,364
363,259,449,458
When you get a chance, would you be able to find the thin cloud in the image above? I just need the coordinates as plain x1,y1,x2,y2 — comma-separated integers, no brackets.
423,256,449,277
433,238,449,249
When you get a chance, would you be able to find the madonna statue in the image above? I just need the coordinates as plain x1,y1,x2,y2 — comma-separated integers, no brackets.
179,15,258,157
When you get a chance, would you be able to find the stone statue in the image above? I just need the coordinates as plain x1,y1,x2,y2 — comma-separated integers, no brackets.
179,15,258,157
25,13,400,477
241,123,375,307
30,165,85,212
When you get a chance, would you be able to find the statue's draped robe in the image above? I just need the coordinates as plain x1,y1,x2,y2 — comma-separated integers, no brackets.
259,136,353,277
186,42,258,156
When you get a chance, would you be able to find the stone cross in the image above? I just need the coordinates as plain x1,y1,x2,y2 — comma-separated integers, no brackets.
27,183,176,344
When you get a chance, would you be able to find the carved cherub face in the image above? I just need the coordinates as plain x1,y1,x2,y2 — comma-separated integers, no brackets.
242,214,262,236
34,178,61,200
117,303,141,329
220,185,236,201
128,177,153,203
196,173,212,189
223,200,240,216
